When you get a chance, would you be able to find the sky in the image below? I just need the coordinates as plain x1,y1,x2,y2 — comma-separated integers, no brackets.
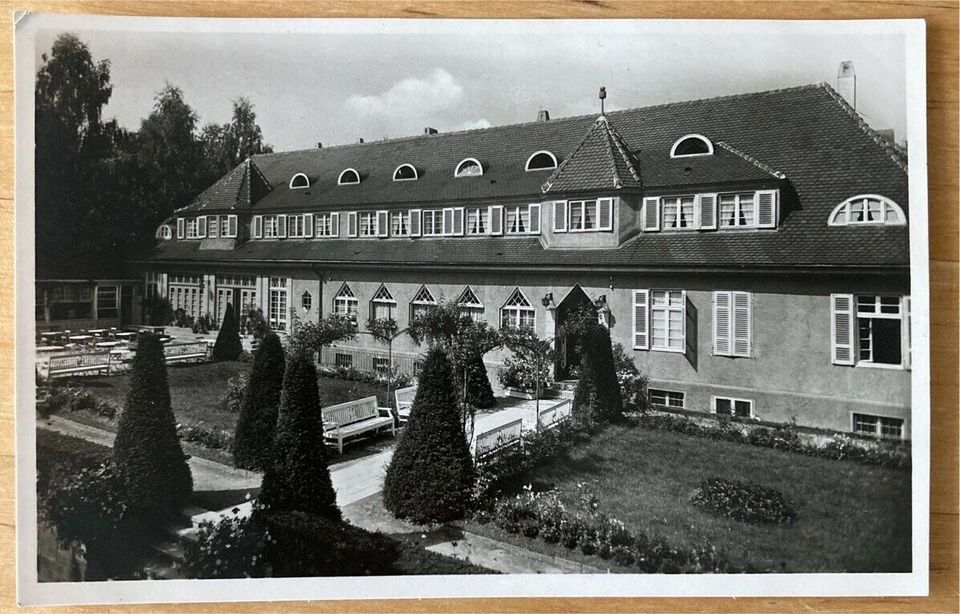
35,20,909,151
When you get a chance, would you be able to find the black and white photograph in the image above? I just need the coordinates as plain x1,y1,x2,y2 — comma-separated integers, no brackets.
15,14,929,605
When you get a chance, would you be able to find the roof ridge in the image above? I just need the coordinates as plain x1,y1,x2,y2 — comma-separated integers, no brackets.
539,115,603,193
714,141,786,179
602,115,643,185
597,116,624,189
175,161,246,213
816,82,908,173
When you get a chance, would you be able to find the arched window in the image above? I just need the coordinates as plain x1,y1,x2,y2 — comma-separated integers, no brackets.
500,288,535,330
393,164,418,181
371,284,397,320
289,173,310,189
670,134,714,158
301,291,313,311
525,150,558,171
338,168,361,185
828,195,906,226
457,286,485,322
454,157,483,178
155,224,172,240
333,283,358,323
410,285,437,322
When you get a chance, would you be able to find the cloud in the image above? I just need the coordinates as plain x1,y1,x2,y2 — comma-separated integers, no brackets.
346,68,463,119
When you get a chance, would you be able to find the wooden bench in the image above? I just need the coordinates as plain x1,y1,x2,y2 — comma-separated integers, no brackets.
394,384,417,423
164,342,208,364
46,351,111,378
322,396,395,454
471,417,523,460
536,399,573,430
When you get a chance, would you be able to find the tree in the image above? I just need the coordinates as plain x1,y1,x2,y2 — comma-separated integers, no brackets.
460,353,496,409
382,347,476,523
112,333,192,514
257,351,340,521
571,323,624,425
287,313,357,357
212,305,243,361
232,332,285,471
200,97,274,181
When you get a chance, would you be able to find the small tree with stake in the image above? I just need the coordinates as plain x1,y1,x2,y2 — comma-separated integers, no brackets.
212,304,243,361
571,322,624,425
232,331,285,471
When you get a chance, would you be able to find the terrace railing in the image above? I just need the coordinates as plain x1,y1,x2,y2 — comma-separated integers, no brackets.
319,346,421,377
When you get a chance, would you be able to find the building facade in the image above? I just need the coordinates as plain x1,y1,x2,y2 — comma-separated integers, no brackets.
143,83,912,439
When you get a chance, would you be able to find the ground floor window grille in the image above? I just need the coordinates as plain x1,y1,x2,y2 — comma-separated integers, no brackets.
373,356,390,372
649,389,685,409
852,413,904,439
269,277,288,331
335,352,353,368
500,288,535,330
714,396,753,418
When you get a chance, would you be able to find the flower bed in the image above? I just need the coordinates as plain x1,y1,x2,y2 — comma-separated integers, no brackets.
691,478,796,525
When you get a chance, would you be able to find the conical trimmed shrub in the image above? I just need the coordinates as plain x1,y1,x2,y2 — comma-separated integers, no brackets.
460,354,495,409
212,304,243,361
383,347,476,523
257,351,340,521
232,332,285,471
113,333,192,514
572,323,624,425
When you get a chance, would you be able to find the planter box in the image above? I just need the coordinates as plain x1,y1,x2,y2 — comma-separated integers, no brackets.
503,387,559,400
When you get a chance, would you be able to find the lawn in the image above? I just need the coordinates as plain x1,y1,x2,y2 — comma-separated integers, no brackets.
500,421,911,573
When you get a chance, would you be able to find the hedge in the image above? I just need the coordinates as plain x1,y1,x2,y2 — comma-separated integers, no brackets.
232,331,285,471
212,304,243,361
572,323,623,425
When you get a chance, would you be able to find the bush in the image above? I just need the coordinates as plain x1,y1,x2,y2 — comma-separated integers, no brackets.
36,430,110,498
141,295,173,326
257,351,340,520
183,512,269,579
212,305,243,361
383,347,476,524
232,332,285,471
112,334,192,516
218,372,249,414
177,422,234,450
572,324,623,425
316,363,411,390
457,353,496,409
37,384,119,420
692,478,797,525
612,343,649,413
497,356,552,392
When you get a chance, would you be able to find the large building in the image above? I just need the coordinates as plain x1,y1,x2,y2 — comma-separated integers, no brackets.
143,83,912,439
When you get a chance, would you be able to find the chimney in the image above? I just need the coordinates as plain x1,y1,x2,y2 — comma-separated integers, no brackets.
358,138,364,144
424,127,438,135
837,60,856,110
316,142,322,149
876,128,895,144
537,109,550,122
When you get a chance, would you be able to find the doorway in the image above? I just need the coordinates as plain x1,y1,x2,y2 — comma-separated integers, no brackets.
554,285,597,381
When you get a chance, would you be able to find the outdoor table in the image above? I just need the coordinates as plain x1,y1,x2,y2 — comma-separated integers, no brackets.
36,345,64,353
68,335,94,344
39,332,61,345
114,332,136,340
87,328,108,337
95,341,122,349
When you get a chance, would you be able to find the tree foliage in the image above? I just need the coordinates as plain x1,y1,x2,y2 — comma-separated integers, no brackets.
288,312,357,356
212,305,243,361
232,332,285,471
200,97,274,179
383,347,476,523
571,324,624,425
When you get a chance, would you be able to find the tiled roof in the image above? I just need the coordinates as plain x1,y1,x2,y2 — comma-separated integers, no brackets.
179,159,272,213
541,115,642,193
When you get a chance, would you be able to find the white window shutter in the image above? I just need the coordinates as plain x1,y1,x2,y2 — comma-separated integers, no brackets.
377,210,389,237
756,189,778,228
553,201,567,233
442,208,454,236
330,212,340,238
197,216,208,238
598,198,613,231
304,213,314,238
642,197,660,231
277,214,287,238
633,290,649,350
698,193,718,230
228,215,238,238
176,218,185,239
409,209,421,237
347,212,358,237
453,207,465,236
489,205,504,236
903,295,912,369
733,291,751,357
714,291,731,355
528,203,541,234
831,293,855,365
208,215,219,238
252,215,262,239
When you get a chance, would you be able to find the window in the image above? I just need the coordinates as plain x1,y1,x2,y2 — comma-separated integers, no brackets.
421,210,444,236
466,208,488,235
828,195,906,226
567,198,613,232
670,134,713,157
457,286,485,322
719,193,756,228
505,205,531,234
371,284,396,320
500,288,535,330
333,284,358,323
525,150,558,171
96,286,118,319
649,389,685,409
335,352,353,368
301,291,312,311
269,277,288,331
315,212,339,237
156,225,172,240
393,164,418,181
856,295,903,366
219,215,238,238
288,213,314,238
454,157,483,177
373,356,390,372
852,413,904,439
634,289,685,352
338,168,361,185
261,214,287,239
290,173,310,189
714,291,751,357
714,396,753,418
663,196,697,230
185,217,199,239
410,285,437,321
391,211,411,237
358,211,377,237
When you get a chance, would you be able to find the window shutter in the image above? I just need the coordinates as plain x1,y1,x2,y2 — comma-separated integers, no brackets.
714,291,732,355
330,212,340,238
208,215,219,238
277,214,287,238
409,209,421,237
176,218,185,239
831,293,855,365
642,197,660,231
252,215,262,239
553,201,567,233
528,203,541,234
347,212,358,237
453,207,465,236
377,210,389,237
698,193,718,230
228,215,238,238
756,189,778,228
598,198,613,231
732,291,751,357
303,213,314,238
633,290,649,350
442,208,454,236
903,295,912,369
489,205,504,236
197,216,208,238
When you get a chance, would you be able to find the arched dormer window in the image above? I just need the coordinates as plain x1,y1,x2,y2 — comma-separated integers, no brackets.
393,163,418,181
454,157,483,178
828,195,906,226
155,224,172,240
289,173,310,189
338,168,361,185
670,134,714,158
525,150,558,171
